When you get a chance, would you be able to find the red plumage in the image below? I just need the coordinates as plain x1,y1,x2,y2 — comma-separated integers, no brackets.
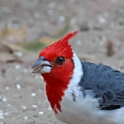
39,31,78,113
39,31,78,61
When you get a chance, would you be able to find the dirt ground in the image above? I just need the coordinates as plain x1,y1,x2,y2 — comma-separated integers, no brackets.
0,0,124,124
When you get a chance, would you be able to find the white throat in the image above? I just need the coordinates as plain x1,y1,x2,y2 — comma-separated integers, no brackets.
69,51,83,87
63,51,84,102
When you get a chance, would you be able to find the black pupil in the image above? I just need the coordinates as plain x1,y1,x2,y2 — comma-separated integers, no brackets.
56,56,65,65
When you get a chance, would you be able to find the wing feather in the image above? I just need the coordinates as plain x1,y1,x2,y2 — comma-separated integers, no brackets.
80,62,124,110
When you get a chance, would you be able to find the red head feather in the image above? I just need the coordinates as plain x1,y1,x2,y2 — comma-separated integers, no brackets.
39,31,78,113
39,31,78,60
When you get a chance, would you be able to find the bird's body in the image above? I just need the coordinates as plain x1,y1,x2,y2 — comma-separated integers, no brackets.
32,31,124,124
55,55,124,124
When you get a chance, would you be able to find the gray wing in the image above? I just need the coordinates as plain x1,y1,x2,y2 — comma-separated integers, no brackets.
79,62,124,110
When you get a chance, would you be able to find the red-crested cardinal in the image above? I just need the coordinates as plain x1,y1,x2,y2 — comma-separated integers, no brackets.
32,31,124,124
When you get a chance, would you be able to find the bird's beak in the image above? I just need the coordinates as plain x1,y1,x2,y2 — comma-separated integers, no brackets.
32,56,52,74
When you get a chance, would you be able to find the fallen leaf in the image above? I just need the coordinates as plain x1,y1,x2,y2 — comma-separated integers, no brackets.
2,42,25,53
2,26,27,43
40,37,57,46
6,59,23,63
106,40,115,57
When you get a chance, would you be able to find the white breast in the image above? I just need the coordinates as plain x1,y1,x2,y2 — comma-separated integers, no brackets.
55,88,124,124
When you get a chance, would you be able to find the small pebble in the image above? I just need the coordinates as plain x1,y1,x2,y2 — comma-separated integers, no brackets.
5,87,10,90
32,105,38,108
34,75,39,79
48,107,52,111
97,15,106,24
4,112,9,116
15,65,20,69
14,52,23,57
76,40,82,45
59,16,65,22
24,116,28,120
7,104,11,107
31,93,36,97
2,97,7,102
23,69,28,73
16,84,21,90
39,111,44,115
21,105,27,110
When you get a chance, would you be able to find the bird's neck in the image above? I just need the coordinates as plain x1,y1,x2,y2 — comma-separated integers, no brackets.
42,63,74,113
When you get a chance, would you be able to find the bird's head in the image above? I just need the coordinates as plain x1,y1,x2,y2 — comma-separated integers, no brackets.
32,31,78,81
32,31,80,113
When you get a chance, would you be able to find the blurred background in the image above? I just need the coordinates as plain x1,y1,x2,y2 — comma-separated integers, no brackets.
0,0,124,124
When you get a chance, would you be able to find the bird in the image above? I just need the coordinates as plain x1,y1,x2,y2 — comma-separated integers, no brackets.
32,31,124,124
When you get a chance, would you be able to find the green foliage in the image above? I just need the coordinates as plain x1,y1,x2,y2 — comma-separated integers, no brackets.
2,27,9,36
22,41,46,52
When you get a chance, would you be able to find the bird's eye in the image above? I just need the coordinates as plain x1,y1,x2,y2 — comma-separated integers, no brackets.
56,56,65,65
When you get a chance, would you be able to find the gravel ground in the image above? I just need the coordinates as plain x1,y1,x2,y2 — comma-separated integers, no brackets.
0,0,124,124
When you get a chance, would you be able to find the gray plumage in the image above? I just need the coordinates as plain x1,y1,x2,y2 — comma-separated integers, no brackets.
79,62,124,110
